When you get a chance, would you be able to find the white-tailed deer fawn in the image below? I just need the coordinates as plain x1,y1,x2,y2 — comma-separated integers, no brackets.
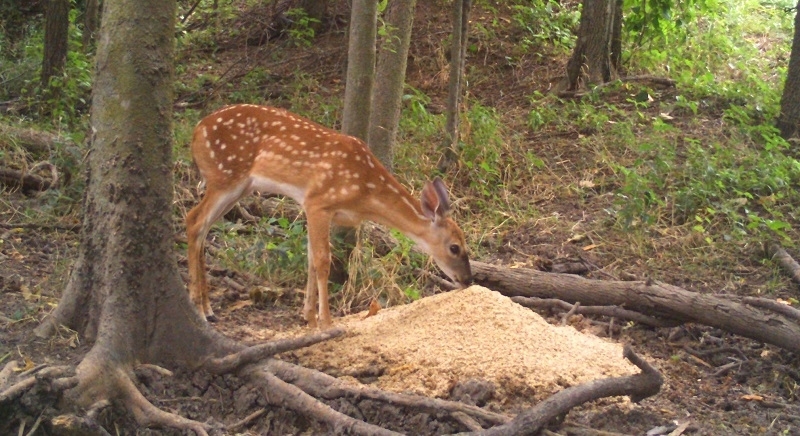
186,104,472,328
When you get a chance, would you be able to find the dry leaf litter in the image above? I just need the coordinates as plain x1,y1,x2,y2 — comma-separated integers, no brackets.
287,286,637,408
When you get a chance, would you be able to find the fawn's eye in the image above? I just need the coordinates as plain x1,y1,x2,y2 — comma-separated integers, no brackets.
449,244,461,255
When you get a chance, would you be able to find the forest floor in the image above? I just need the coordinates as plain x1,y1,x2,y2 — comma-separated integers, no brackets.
2,0,800,435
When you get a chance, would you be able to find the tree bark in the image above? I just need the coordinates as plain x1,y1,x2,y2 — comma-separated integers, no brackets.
342,0,377,140
609,0,623,72
777,1,800,142
437,0,471,172
34,0,236,424
368,0,417,170
82,0,100,50
41,0,70,88
471,261,800,353
565,0,621,90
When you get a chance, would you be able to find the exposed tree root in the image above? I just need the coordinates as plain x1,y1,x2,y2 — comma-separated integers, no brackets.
50,413,113,436
479,346,662,436
0,365,75,403
114,367,213,436
246,365,402,436
203,327,345,374
263,359,511,426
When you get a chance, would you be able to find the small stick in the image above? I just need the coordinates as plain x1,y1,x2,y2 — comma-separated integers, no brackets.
451,411,483,431
227,408,267,432
768,243,800,287
561,302,581,326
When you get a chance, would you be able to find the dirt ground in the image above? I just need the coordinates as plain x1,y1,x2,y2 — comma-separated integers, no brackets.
3,0,800,434
2,200,799,435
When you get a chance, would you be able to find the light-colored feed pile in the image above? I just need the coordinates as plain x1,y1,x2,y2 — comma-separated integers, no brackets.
291,286,637,407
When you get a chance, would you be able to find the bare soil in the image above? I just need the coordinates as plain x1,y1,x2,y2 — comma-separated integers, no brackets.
2,0,800,435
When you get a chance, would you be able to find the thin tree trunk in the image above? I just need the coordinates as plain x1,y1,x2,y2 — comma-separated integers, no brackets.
565,0,620,90
341,0,377,140
82,0,100,50
777,1,800,141
437,0,471,172
337,0,378,285
610,0,623,72
41,0,70,88
368,0,417,170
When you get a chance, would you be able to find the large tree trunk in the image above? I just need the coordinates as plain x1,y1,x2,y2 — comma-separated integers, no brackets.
34,0,235,429
565,0,621,90
777,1,800,142
437,0,471,172
41,0,70,88
367,0,417,170
341,0,377,140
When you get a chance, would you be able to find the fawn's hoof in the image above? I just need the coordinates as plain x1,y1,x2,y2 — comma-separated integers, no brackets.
206,314,219,323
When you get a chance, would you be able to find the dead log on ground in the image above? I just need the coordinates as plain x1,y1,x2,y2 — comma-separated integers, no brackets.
471,261,800,353
0,166,52,193
767,243,800,287
0,124,74,158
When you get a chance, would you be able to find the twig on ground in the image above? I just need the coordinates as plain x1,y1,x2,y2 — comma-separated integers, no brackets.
683,346,748,362
414,268,458,291
712,360,743,377
511,296,681,328
227,408,267,432
561,302,581,326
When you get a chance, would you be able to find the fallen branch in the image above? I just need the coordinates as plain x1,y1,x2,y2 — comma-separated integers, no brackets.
511,297,682,328
0,166,52,193
478,346,662,436
742,297,800,323
768,243,800,287
472,261,800,353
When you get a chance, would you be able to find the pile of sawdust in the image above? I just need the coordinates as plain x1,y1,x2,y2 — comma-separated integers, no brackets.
290,286,637,407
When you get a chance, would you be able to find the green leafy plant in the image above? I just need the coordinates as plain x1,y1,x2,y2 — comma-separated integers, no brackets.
284,8,320,47
511,0,579,51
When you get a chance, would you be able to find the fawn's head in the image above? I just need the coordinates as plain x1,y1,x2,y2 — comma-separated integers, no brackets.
419,178,472,288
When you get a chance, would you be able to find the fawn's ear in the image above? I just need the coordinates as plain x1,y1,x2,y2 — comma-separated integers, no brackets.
420,177,451,222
